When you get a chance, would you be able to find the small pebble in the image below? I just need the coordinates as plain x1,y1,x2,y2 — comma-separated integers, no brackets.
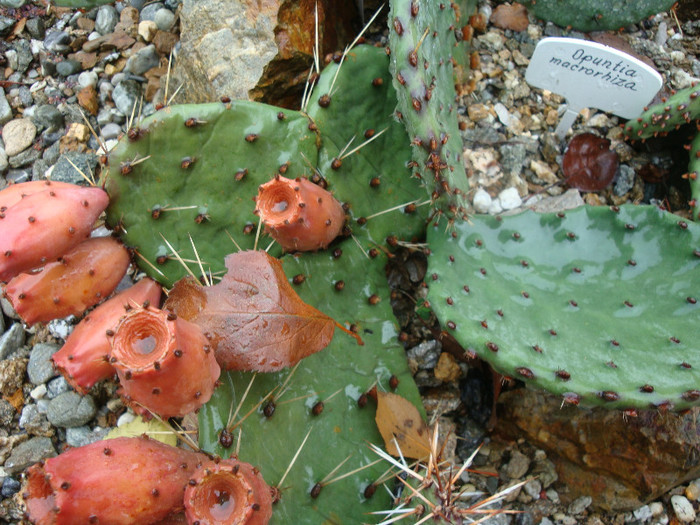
0,323,25,360
568,495,592,515
685,482,700,501
1,477,21,498
473,188,492,213
46,392,96,428
633,504,653,522
498,187,522,210
3,437,56,475
670,495,696,523
2,118,37,157
29,384,47,400
649,502,664,517
27,343,60,385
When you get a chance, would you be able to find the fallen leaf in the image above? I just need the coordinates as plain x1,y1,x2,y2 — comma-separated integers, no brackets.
164,250,336,372
106,417,178,447
375,391,431,460
490,3,530,32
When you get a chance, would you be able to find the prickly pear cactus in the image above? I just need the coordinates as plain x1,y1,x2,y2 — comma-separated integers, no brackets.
199,234,423,522
105,45,430,523
104,46,427,286
623,83,700,220
388,0,477,218
427,205,700,410
521,0,675,32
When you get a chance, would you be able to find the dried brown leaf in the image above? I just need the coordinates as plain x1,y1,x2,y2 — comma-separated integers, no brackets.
164,250,335,372
375,391,431,460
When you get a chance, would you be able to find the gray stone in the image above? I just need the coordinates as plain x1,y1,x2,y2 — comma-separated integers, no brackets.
56,59,82,77
33,104,65,132
0,16,14,36
504,449,531,479
46,376,70,399
154,7,176,31
101,122,122,140
50,152,99,184
19,404,53,436
0,88,11,125
568,495,593,515
112,79,142,116
2,118,37,156
1,476,21,498
47,392,96,428
42,140,61,165
3,437,56,475
5,168,32,184
0,0,26,8
11,39,32,75
499,142,528,178
0,399,15,427
0,147,8,173
44,30,71,54
125,44,159,75
95,4,119,35
9,144,41,168
66,426,108,448
27,343,60,385
25,17,46,40
140,2,165,21
406,340,441,370
613,164,636,197
0,323,26,360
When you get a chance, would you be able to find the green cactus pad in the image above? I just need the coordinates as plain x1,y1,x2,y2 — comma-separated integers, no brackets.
199,234,425,523
690,133,700,221
105,46,428,287
307,45,429,247
104,102,317,287
427,205,700,410
521,0,675,32
388,0,476,217
624,83,700,141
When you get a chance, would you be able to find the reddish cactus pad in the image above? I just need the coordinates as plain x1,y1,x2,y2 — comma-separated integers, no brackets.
184,458,273,525
109,306,221,418
3,236,130,326
562,133,619,192
0,180,78,212
255,175,345,252
23,436,206,525
0,185,108,282
52,278,162,394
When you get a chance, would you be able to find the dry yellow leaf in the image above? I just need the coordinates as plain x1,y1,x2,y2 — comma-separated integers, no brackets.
375,391,430,460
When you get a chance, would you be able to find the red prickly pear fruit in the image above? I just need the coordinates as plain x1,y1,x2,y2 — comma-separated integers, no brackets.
109,306,221,418
254,175,345,252
51,278,162,394
0,185,109,282
23,435,207,525
3,236,130,326
184,458,273,525
0,180,78,212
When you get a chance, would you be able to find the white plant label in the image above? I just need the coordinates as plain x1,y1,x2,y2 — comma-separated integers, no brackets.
525,37,663,138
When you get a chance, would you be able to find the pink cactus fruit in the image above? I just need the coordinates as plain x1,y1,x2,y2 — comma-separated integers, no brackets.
51,278,162,394
184,458,273,525
3,236,130,326
109,306,221,418
0,185,109,282
23,435,207,525
0,180,78,211
254,175,345,252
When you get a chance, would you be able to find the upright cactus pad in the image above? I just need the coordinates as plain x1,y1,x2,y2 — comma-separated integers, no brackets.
388,0,477,218
689,133,700,221
199,235,424,523
427,205,700,410
521,0,675,32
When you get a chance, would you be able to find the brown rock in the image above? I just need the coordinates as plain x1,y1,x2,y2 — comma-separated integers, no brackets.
494,388,700,512
173,0,358,108
490,3,530,32
78,85,99,116
76,17,95,32
104,30,136,51
153,30,178,56
115,6,140,37
69,51,99,70
0,358,27,397
434,352,462,383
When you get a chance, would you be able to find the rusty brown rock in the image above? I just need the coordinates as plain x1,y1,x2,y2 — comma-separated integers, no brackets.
172,0,358,108
493,389,700,512
153,30,178,56
77,85,99,116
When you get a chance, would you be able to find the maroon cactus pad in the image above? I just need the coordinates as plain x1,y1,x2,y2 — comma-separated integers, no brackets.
562,133,619,192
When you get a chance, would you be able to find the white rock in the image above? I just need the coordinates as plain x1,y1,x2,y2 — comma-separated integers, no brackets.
671,495,696,523
2,118,37,157
488,198,503,215
117,410,136,427
498,187,522,210
30,384,47,400
633,504,653,522
472,188,492,213
78,71,98,89
138,20,158,42
649,502,664,517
